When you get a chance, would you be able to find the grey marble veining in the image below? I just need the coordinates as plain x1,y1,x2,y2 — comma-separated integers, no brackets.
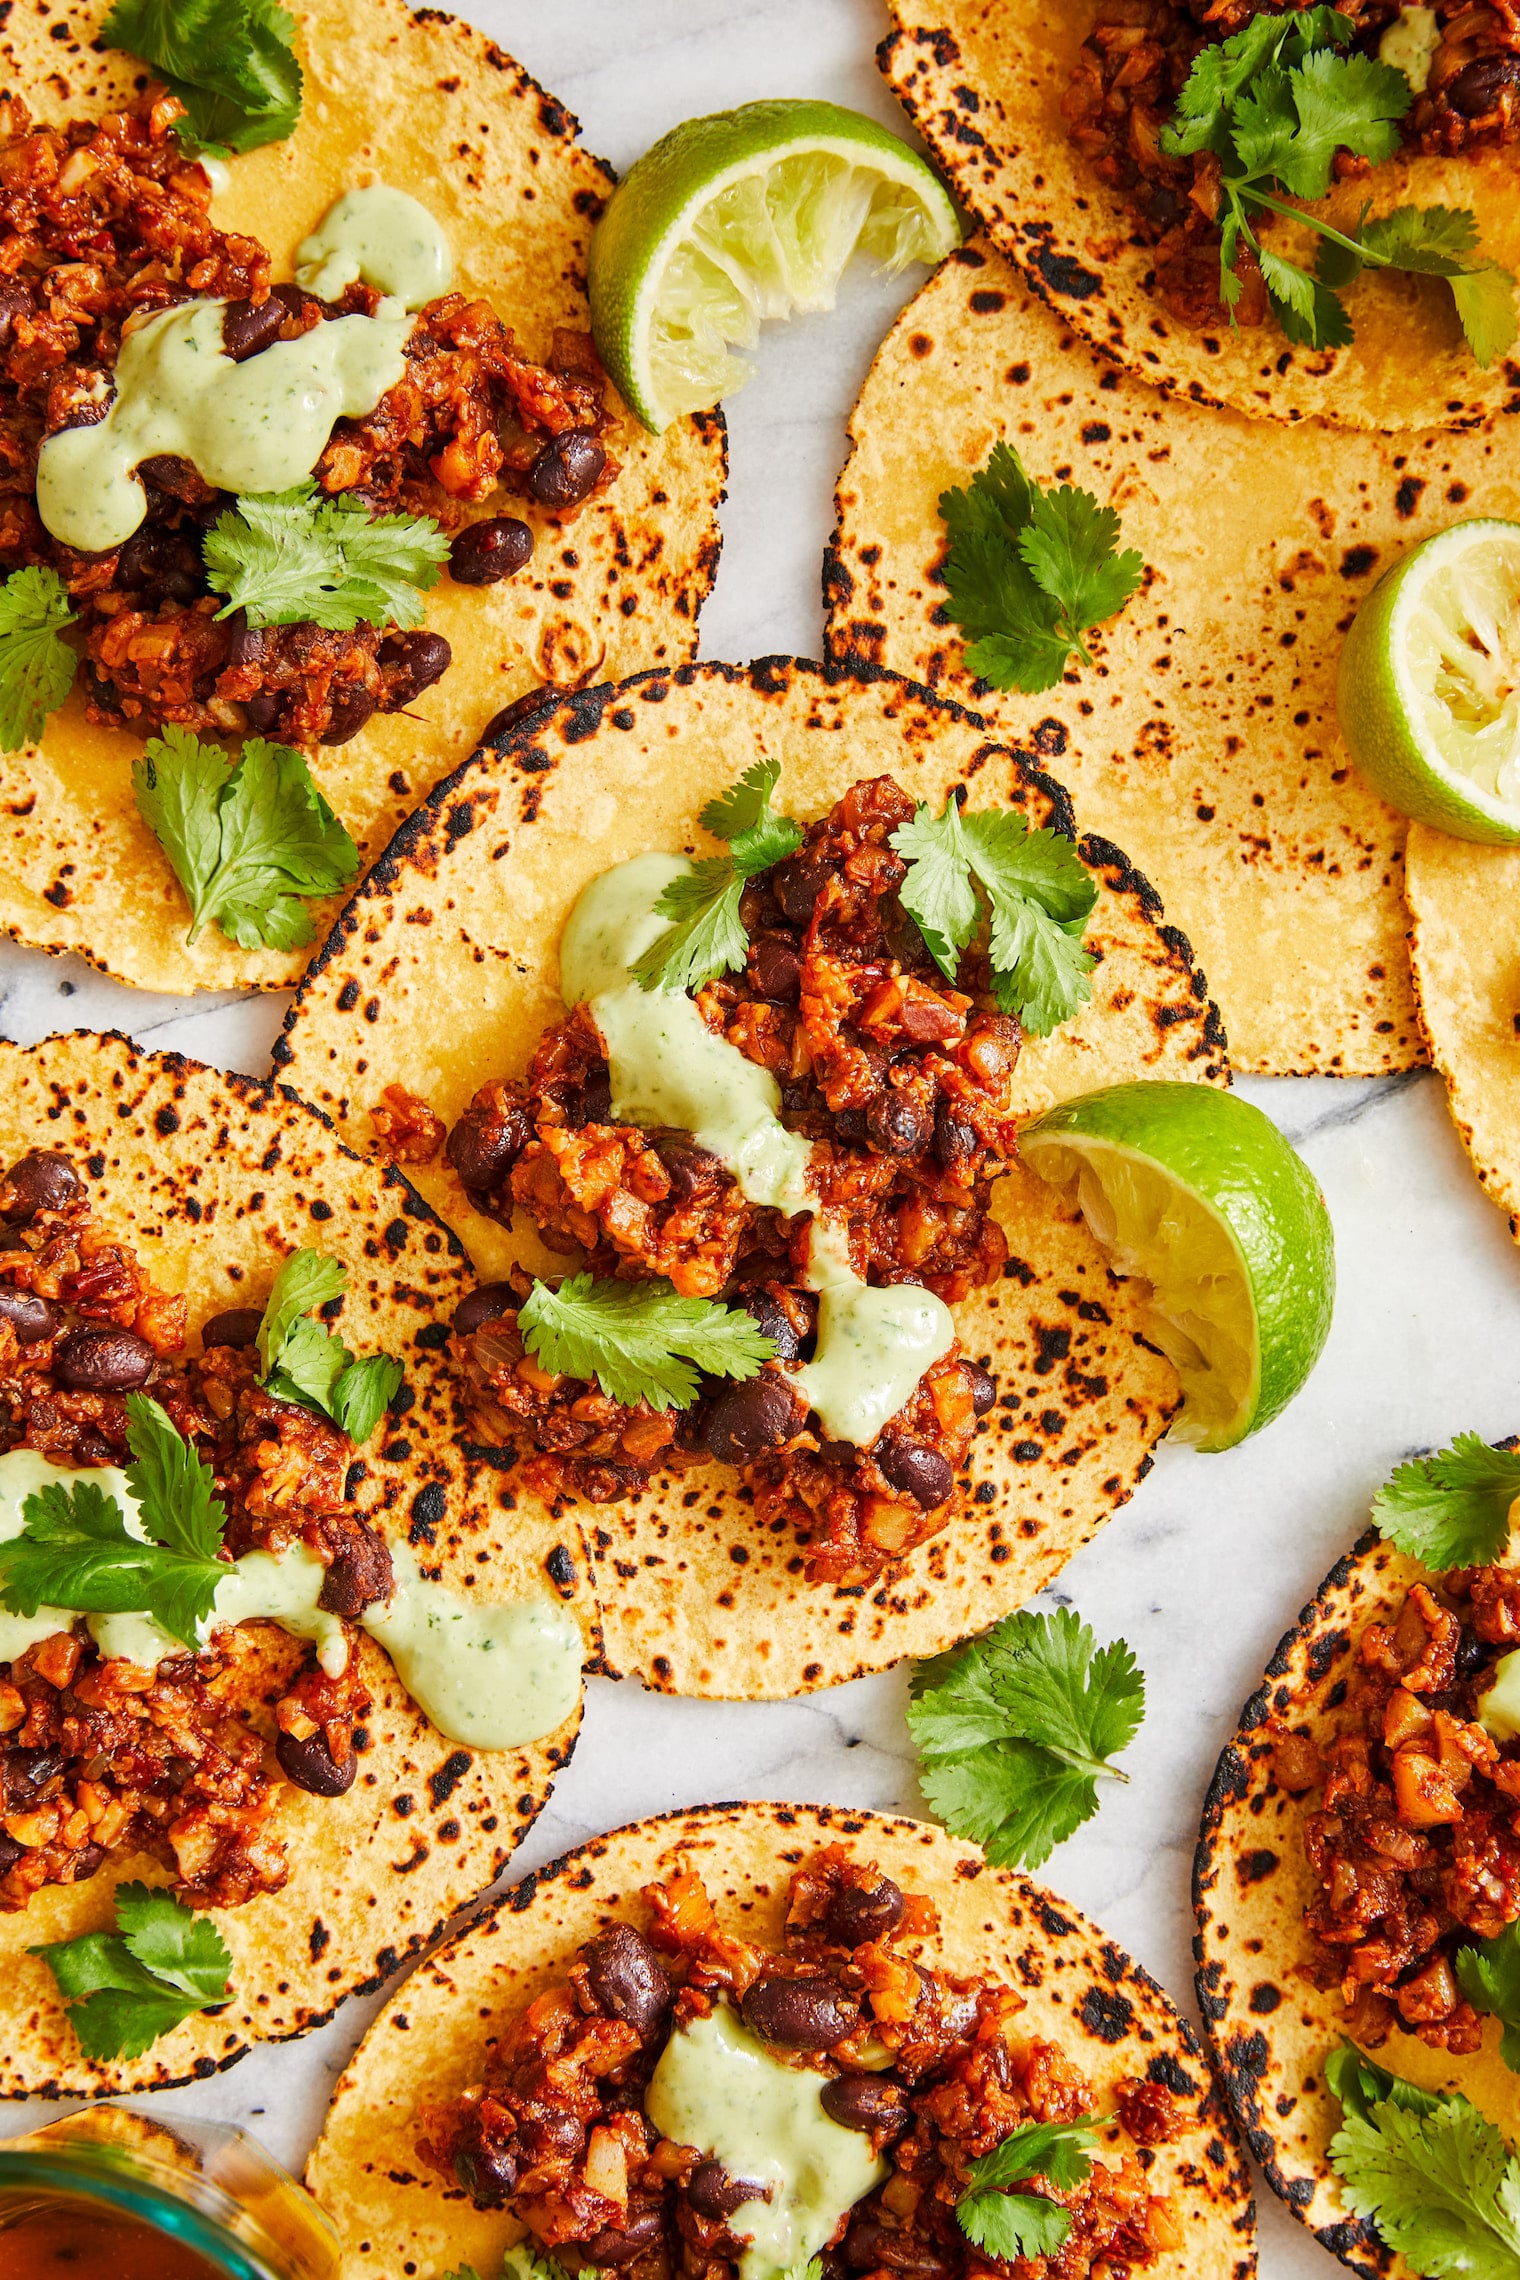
0,8,1511,2276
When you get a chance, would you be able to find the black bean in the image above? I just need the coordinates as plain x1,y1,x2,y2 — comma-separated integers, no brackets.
223,611,271,675
1446,54,1520,118
379,629,452,707
222,295,287,362
1140,182,1186,230
748,935,802,1002
687,2160,767,2219
202,1305,263,1351
453,2134,518,2205
0,1284,59,1344
526,2110,586,2160
479,686,553,745
570,1070,612,1127
569,2208,664,2267
317,1525,394,1620
271,282,321,325
135,453,197,498
73,1428,116,1466
866,1092,929,1157
448,516,535,585
704,1374,801,1466
932,1102,977,1178
820,2074,911,2135
320,679,378,746
54,1325,154,1392
446,1097,532,1198
825,1874,905,1948
68,1842,106,1884
741,1973,860,2049
276,1727,357,1797
4,1746,65,1796
1456,1625,1490,1680
879,1441,955,1510
654,1136,722,1199
843,2221,952,2277
453,1282,519,1338
243,690,283,733
584,1921,672,2043
773,854,827,929
528,429,606,509
1,1150,81,1223
965,1362,997,1417
741,1289,811,1365
0,1832,21,1872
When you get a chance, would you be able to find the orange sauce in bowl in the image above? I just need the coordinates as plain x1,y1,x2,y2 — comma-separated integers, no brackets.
0,2189,229,2277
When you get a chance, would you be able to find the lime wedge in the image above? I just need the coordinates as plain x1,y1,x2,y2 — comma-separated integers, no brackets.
1337,518,1520,844
588,99,960,432
1020,1084,1334,1453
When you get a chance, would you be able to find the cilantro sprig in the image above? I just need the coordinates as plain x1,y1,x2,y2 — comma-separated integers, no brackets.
1456,1925,1520,2074
955,2118,1108,2262
519,1273,777,1412
630,760,804,996
203,484,451,632
890,793,1098,1037
908,1608,1144,1870
0,1395,228,1650
938,442,1144,696
101,0,303,158
134,725,359,952
1161,7,1517,364
257,1250,405,1444
0,566,77,751
32,1881,232,2060
1370,1432,1520,1570
1327,2040,1520,2275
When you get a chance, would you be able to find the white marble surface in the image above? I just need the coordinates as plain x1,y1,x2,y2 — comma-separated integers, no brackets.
0,7,1516,2277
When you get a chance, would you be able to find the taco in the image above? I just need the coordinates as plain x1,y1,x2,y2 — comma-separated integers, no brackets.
277,656,1227,1698
0,1028,591,2098
1405,824,1520,1248
877,0,1520,435
0,0,723,996
1194,1463,1520,2269
306,1798,1257,2280
826,240,1520,1075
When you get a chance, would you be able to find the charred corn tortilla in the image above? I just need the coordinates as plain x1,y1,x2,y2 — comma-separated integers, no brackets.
826,242,1520,1075
0,1030,592,2099
1194,1526,1520,2274
0,0,724,997
307,1798,1258,2280
278,656,1224,1698
877,0,1520,435
1406,825,1520,1248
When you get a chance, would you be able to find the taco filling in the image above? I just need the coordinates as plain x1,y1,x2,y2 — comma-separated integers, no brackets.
1063,2,1519,333
420,1844,1185,2278
0,1142,580,1915
438,774,1061,1589
0,84,614,748
1281,1554,1520,2054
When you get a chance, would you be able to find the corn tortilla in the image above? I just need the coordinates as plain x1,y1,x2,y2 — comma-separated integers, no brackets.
278,656,1225,1698
0,0,724,996
877,0,1520,434
0,1030,593,2099
307,1799,1258,2280
826,241,1520,1073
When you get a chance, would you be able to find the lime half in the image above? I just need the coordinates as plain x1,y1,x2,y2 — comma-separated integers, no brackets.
1337,518,1520,845
1020,1083,1334,1453
588,99,960,432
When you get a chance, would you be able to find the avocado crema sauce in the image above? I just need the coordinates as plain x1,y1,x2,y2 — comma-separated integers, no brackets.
646,2005,888,2280
559,855,958,1446
34,182,450,555
0,1448,581,1752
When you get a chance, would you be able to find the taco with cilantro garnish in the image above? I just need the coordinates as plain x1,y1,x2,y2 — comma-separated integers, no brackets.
276,656,1239,1699
307,1799,1257,2280
1194,1433,1520,2272
877,0,1520,435
0,0,723,996
0,1027,591,2097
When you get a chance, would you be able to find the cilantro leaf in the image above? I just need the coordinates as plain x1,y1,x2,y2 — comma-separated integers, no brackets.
908,1608,1145,1870
255,1250,404,1446
890,797,1098,1038
939,443,1143,696
122,1392,224,1569
1326,2040,1444,2126
31,1880,230,2059
955,2188,1070,2262
1457,1928,1520,2074
1330,2078,1520,2278
1370,1432,1520,1570
518,1273,777,1412
0,566,77,751
134,727,358,952
101,0,302,157
954,2118,1106,2262
257,1249,348,1380
203,484,450,632
331,1353,405,1445
1451,264,1520,370
630,760,803,995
